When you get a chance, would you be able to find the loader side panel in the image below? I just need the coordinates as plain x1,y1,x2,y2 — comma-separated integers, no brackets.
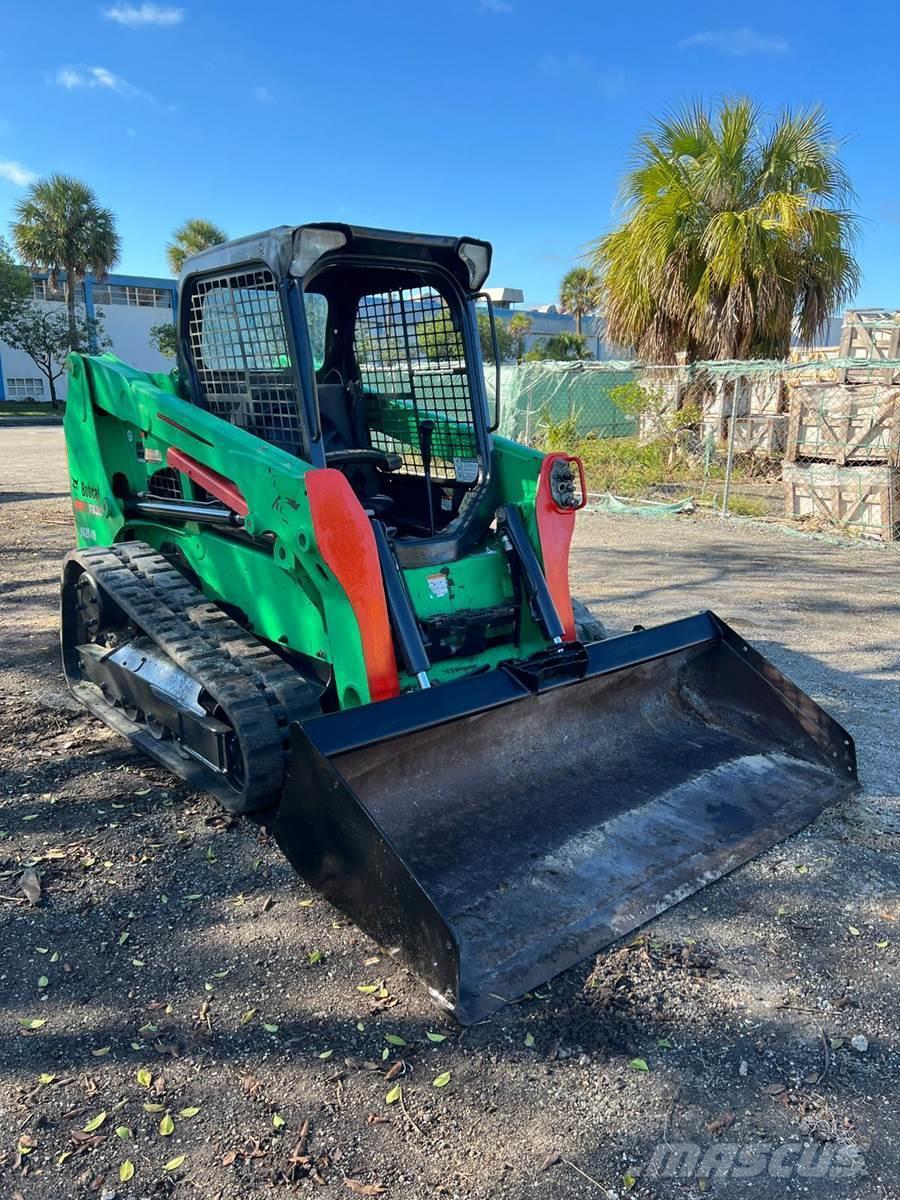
305,468,400,704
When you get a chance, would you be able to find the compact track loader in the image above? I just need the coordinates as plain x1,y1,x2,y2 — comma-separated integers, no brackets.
61,223,858,1021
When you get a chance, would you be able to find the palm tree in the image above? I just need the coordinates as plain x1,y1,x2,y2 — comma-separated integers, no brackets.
166,219,228,275
12,174,120,351
508,312,533,363
591,99,859,361
559,266,601,336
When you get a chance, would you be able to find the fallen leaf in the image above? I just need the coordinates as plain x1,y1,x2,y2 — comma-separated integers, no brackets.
163,1154,185,1171
318,1049,333,1060
19,1017,47,1031
540,1151,561,1171
433,1071,451,1088
82,1111,107,1132
623,1170,637,1191
343,1180,387,1195
385,1034,406,1047
115,1126,132,1139
273,1113,286,1129
657,1038,673,1048
357,984,378,994
159,1113,175,1136
136,1066,153,1087
848,925,861,937
384,1061,404,1081
178,1106,200,1118
524,1033,535,1048
629,1058,649,1072
262,1022,279,1033
426,1032,446,1043
241,1009,257,1025
37,976,49,989
299,898,314,907
91,1046,110,1057
385,1084,401,1105
706,1111,735,1136
875,940,889,948
120,1160,135,1182
307,950,322,964
19,868,41,905
38,1073,56,1085
143,1102,165,1113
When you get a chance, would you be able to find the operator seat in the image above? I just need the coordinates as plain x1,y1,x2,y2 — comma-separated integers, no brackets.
316,381,396,519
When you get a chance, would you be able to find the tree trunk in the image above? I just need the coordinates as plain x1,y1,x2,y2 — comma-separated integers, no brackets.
576,311,582,337
48,373,59,410
66,269,79,352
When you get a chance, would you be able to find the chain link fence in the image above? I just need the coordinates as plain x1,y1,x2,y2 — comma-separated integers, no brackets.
485,357,900,540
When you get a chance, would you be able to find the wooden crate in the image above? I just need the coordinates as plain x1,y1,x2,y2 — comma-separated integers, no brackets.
783,462,899,541
730,414,787,456
785,383,900,465
839,310,900,384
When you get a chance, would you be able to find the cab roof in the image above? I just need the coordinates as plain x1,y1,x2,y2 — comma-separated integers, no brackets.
179,223,492,294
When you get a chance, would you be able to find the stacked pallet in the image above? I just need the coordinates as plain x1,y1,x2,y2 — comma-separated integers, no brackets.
783,381,900,540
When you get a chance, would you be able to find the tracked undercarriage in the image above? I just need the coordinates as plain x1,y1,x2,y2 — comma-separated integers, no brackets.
62,542,320,813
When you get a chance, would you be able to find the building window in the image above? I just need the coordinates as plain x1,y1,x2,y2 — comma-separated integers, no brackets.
6,377,46,400
32,279,86,303
92,283,173,308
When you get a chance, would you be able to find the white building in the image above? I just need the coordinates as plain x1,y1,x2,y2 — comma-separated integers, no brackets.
0,271,177,403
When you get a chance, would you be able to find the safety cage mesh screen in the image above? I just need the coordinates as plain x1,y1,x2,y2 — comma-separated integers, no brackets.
353,286,480,482
146,467,184,500
187,269,302,456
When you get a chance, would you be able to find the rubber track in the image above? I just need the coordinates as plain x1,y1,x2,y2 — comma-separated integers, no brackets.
62,541,321,813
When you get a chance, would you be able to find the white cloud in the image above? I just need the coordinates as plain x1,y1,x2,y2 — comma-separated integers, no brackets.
0,159,36,186
55,65,150,100
253,85,274,103
477,0,513,12
678,27,789,55
103,3,185,26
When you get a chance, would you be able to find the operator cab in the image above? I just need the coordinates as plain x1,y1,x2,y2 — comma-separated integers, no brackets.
178,224,496,560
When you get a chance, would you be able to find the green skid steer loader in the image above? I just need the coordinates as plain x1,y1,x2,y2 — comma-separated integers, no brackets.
60,223,858,1022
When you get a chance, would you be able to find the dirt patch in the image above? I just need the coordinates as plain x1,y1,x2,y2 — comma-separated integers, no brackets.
2,428,899,1199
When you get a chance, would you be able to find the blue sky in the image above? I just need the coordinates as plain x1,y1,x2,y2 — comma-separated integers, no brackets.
0,1,897,307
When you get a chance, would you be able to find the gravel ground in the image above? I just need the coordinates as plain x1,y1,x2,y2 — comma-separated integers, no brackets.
1,426,898,1200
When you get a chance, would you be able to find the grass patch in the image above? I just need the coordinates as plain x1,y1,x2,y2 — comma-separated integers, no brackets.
538,417,775,500
722,495,768,518
0,400,63,418
543,431,715,497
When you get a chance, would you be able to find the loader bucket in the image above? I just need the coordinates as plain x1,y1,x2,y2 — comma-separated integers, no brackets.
276,612,857,1023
